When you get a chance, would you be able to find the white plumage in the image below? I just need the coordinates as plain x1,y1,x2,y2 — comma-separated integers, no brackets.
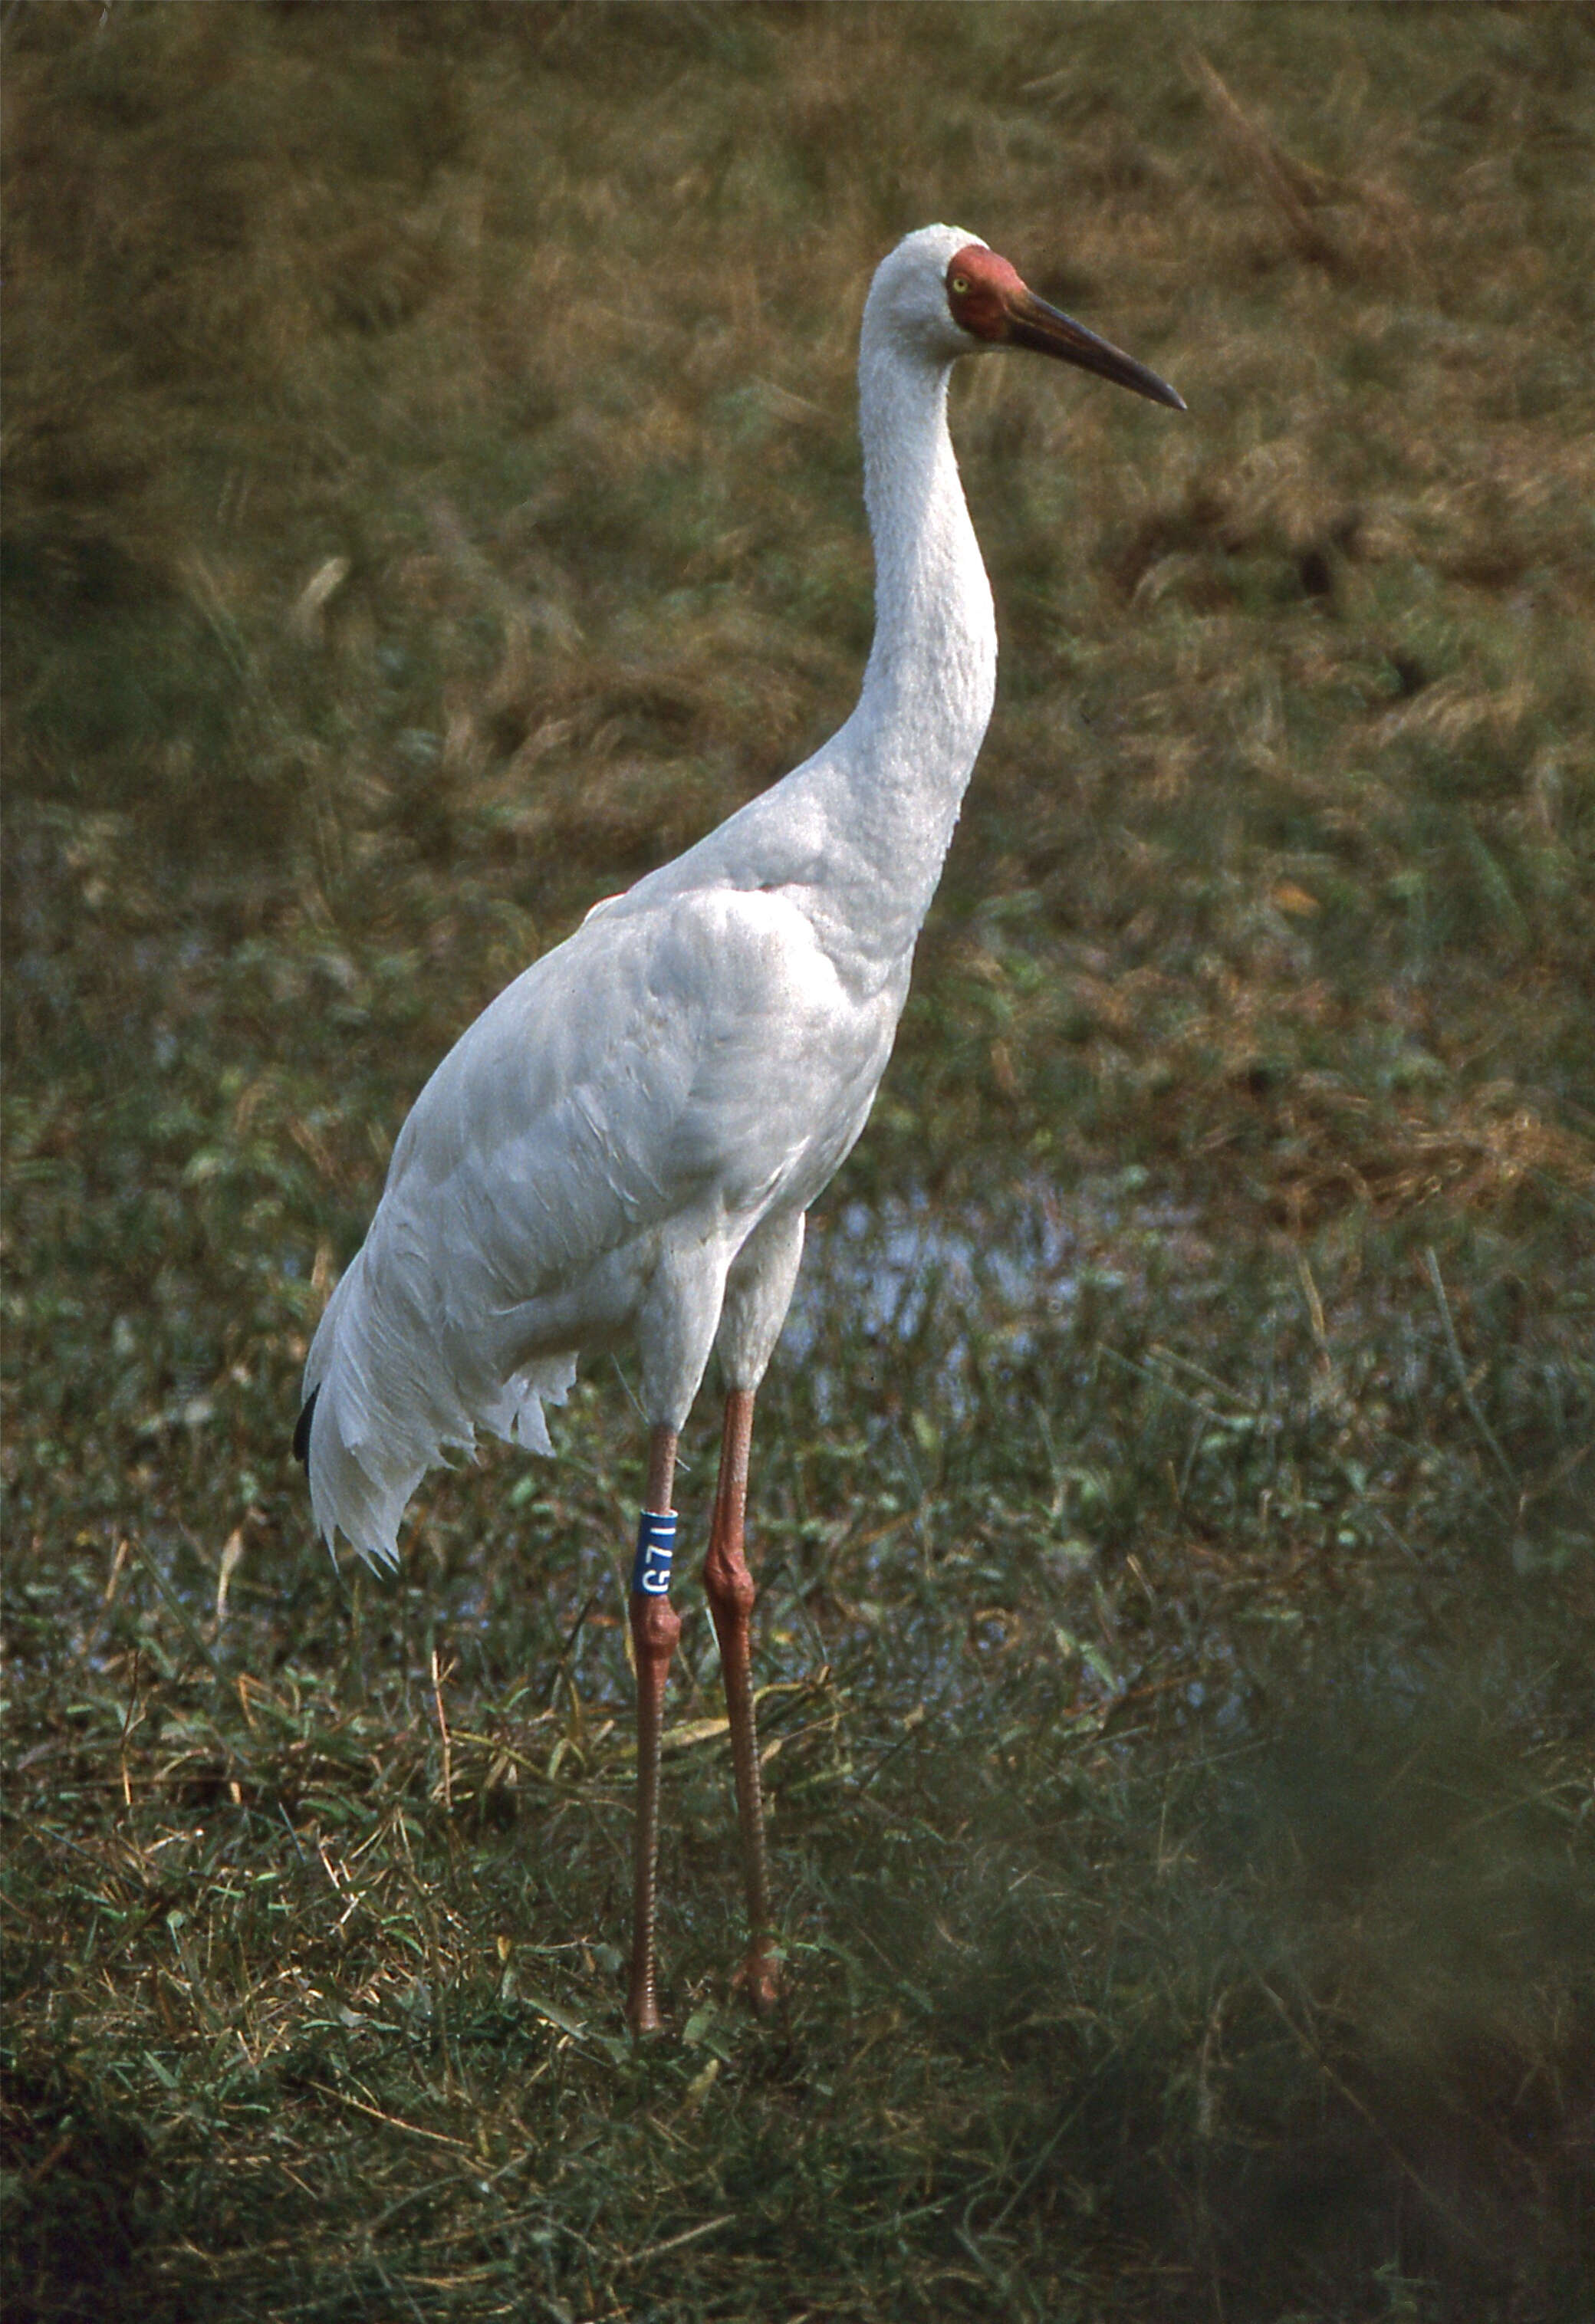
296,224,1181,2027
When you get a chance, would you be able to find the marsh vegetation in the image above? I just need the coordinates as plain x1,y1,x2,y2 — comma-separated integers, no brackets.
4,7,1593,2318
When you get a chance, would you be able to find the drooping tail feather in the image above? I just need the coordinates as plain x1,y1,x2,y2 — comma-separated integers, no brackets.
292,1383,319,1468
298,1249,574,1569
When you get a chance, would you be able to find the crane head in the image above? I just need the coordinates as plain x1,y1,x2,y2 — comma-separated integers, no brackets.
945,242,1186,411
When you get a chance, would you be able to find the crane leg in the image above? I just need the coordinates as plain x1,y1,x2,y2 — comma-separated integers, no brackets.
703,1388,781,2013
627,1425,680,2036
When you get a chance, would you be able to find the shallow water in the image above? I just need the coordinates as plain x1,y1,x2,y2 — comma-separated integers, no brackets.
790,1172,1213,1418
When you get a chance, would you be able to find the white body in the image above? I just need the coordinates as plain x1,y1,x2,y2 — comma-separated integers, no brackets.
303,225,1001,1563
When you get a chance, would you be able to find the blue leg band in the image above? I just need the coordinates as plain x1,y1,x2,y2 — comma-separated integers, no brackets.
632,1509,676,1598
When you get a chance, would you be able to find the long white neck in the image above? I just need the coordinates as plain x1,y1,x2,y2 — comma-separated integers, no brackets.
636,274,999,979
828,319,997,958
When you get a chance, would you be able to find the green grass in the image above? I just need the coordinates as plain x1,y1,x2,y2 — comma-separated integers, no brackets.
4,6,1593,2319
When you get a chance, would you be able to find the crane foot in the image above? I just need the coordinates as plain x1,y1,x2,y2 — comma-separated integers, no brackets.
733,1944,784,2017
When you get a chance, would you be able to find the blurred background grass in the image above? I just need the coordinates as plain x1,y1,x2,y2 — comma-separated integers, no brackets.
2,5,1592,2319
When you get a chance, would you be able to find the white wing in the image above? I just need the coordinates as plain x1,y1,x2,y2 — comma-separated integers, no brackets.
302,876,899,1563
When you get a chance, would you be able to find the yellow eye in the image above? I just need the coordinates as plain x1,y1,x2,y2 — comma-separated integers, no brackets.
950,273,971,296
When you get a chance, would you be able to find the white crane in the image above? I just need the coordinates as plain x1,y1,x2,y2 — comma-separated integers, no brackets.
294,225,1182,2033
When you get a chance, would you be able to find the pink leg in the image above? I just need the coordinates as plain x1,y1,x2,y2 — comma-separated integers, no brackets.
627,1425,679,2037
703,1389,781,2013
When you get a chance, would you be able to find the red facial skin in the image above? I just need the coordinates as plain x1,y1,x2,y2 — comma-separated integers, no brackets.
945,243,1027,341
942,240,1187,411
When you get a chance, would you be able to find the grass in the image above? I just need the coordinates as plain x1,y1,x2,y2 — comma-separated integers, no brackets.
3,5,1593,2319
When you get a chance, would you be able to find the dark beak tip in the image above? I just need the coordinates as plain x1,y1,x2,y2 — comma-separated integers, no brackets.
1116,368,1186,414
1008,292,1186,415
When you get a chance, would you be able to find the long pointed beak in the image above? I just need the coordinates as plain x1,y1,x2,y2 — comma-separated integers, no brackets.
1006,287,1186,411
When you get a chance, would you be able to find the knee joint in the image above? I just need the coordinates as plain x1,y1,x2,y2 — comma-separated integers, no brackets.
705,1556,755,1622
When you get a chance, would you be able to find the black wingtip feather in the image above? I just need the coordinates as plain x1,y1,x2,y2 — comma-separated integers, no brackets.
292,1382,320,1468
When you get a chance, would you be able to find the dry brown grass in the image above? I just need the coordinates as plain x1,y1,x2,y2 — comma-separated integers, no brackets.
5,7,1593,2320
